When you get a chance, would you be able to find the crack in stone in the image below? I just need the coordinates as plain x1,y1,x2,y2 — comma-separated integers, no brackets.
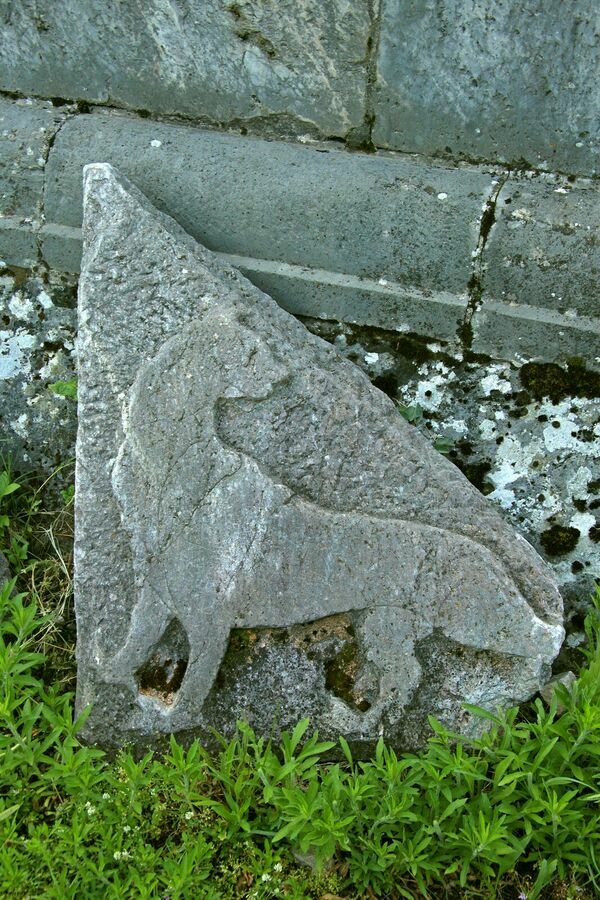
35,105,75,271
346,0,381,152
2,87,597,177
457,172,509,351
219,487,269,603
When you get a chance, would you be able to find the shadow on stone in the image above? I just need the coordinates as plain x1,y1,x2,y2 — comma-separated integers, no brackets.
135,617,190,706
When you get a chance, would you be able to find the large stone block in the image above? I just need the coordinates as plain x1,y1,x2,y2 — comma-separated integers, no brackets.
374,0,600,175
1,97,598,365
75,164,563,751
483,177,600,320
0,0,370,140
470,174,600,361
469,300,600,367
41,108,486,338
45,111,484,292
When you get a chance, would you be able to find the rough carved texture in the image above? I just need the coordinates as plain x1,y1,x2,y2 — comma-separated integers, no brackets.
75,165,564,750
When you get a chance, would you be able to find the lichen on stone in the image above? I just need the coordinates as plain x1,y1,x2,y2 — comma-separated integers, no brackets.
0,265,77,478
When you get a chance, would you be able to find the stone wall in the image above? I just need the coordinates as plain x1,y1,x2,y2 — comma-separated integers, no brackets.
0,1,598,354
1,98,599,362
1,1,598,174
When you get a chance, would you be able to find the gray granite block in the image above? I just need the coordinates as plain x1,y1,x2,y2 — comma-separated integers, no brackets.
0,97,68,269
0,0,370,139
374,0,599,175
483,176,600,320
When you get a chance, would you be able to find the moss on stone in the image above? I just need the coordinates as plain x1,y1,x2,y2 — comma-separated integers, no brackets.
450,456,493,495
540,524,580,557
325,641,371,712
520,361,600,403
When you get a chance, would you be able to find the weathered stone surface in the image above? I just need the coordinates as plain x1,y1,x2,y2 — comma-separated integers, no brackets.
75,164,563,751
0,0,369,140
471,173,600,362
1,2,598,177
374,0,600,175
42,106,600,357
337,329,599,616
0,98,65,267
0,265,594,615
0,98,56,220
34,103,486,343
482,176,600,320
2,98,598,362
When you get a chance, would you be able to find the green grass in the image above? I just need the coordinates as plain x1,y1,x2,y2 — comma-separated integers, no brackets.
0,470,598,899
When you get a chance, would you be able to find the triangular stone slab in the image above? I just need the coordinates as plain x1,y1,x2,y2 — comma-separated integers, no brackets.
75,164,564,751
